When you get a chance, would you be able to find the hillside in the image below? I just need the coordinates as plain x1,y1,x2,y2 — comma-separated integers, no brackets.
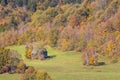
0,0,120,80
0,0,120,55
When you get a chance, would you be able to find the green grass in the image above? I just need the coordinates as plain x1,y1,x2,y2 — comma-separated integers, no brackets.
0,45,120,80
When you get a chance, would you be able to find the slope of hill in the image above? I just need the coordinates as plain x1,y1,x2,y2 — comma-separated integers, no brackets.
0,0,119,56
0,0,120,80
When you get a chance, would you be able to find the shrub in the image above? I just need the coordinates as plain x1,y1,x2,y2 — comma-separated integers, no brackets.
35,70,52,80
16,61,26,73
25,66,35,74
23,68,52,80
0,48,9,69
0,48,27,74
82,47,98,66
23,66,36,80
25,48,32,59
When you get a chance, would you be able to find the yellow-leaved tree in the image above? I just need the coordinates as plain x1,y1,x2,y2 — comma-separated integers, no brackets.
25,48,32,59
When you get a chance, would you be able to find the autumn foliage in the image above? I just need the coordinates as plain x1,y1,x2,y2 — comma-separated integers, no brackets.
0,0,120,68
0,48,26,74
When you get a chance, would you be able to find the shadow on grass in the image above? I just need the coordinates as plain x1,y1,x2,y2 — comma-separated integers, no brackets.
95,62,105,66
47,55,56,59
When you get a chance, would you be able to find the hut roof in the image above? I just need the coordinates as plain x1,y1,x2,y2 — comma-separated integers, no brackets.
32,49,38,54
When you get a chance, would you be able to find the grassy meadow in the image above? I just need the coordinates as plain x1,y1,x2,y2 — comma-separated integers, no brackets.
0,45,120,80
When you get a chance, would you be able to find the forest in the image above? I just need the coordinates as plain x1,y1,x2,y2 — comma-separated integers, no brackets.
0,0,120,80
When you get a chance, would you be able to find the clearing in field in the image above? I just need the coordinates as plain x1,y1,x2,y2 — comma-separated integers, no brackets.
0,45,120,80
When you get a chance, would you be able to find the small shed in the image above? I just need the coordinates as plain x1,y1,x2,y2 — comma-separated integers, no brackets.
31,48,48,60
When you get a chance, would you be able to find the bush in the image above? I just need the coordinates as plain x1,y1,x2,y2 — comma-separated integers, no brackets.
0,48,9,70
0,48,28,74
23,66,36,80
35,70,52,80
25,48,32,59
1,66,10,73
16,61,26,73
25,66,35,74
23,68,52,80
82,47,98,66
